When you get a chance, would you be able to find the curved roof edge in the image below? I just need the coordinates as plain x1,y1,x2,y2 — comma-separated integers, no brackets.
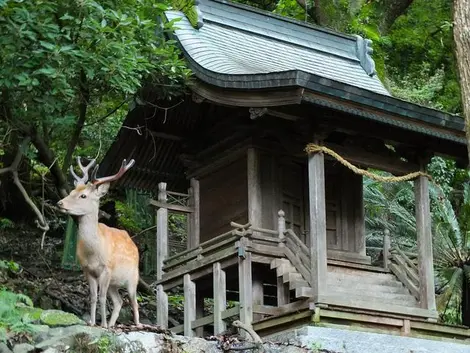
163,0,465,144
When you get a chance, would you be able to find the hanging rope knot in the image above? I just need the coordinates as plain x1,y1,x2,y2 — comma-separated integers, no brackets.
304,143,433,183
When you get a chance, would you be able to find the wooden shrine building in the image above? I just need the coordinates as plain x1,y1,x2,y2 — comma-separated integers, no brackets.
100,0,470,341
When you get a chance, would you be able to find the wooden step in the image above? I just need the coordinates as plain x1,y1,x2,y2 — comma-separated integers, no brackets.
282,272,303,284
327,281,411,295
276,263,296,277
328,266,398,280
270,258,290,270
323,291,418,307
328,273,404,287
316,294,437,319
289,279,309,291
295,287,313,298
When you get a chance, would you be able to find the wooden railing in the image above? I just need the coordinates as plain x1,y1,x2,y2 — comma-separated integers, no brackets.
383,231,420,301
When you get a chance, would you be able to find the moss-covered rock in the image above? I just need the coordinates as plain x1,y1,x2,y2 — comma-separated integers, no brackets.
39,310,85,327
16,306,43,322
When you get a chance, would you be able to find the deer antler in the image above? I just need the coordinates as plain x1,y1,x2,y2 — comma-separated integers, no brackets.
70,157,97,186
91,159,135,186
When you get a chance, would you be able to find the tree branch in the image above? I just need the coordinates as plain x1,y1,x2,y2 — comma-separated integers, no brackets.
0,137,50,236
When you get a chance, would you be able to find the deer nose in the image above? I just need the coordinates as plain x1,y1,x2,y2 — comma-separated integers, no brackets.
57,200,63,207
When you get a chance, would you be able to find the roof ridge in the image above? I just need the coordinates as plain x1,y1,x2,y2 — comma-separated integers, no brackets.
205,0,356,41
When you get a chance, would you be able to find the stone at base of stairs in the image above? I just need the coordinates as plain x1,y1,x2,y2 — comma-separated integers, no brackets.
266,326,470,353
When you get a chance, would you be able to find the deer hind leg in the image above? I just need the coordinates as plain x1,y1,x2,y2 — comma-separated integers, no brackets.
98,271,112,328
107,286,123,328
86,273,98,326
127,280,140,327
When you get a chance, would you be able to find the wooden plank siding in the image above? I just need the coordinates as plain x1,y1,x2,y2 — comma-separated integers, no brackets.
199,155,248,243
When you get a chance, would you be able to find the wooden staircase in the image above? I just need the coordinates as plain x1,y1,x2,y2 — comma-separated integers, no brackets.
326,265,419,308
270,258,313,299
270,258,420,309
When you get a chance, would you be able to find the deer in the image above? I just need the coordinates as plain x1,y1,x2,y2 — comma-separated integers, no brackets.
56,157,141,328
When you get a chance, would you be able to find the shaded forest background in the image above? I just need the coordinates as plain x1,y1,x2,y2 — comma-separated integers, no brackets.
1,0,470,332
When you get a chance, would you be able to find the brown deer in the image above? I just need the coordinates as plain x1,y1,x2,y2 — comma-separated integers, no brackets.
57,157,140,328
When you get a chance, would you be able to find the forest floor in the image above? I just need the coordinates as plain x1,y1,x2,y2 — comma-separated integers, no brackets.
0,224,165,326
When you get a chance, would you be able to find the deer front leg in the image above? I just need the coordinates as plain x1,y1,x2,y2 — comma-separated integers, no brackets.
86,274,98,326
98,271,111,328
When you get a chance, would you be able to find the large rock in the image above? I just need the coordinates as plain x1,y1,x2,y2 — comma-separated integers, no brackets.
0,342,13,353
39,310,85,327
12,343,34,353
34,325,102,351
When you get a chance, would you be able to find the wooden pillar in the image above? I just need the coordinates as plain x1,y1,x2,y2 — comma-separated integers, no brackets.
184,274,196,337
252,268,264,321
307,148,327,301
247,148,262,227
353,173,366,256
188,178,200,249
213,262,227,334
238,249,253,332
383,229,391,271
156,182,168,280
277,210,289,305
195,291,204,337
415,173,436,311
156,284,168,328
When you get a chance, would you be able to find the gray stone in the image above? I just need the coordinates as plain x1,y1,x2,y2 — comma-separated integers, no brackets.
267,326,470,353
35,325,102,351
30,324,50,343
12,343,34,353
0,342,13,353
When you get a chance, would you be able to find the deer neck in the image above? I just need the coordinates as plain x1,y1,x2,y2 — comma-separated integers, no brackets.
77,212,101,249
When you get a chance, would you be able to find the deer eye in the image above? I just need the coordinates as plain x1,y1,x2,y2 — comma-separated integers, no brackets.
80,194,87,199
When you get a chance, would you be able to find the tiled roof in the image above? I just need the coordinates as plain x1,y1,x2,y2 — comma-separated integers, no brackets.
165,0,390,95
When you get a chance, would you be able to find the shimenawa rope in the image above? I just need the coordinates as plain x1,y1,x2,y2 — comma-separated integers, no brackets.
304,143,433,183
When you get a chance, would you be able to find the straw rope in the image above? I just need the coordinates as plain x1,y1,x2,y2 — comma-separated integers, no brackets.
304,143,432,182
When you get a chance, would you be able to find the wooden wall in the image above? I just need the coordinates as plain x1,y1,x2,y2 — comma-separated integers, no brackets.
258,150,366,261
199,155,248,243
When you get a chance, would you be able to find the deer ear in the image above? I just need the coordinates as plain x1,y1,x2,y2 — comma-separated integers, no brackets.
95,183,110,197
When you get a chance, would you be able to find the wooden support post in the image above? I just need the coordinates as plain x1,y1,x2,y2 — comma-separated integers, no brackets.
156,182,168,280
278,210,286,241
184,274,196,337
156,284,168,328
277,210,289,305
188,178,200,249
247,148,262,228
195,291,204,337
238,249,253,334
415,173,436,311
213,262,227,334
252,267,264,321
383,229,391,271
307,147,327,301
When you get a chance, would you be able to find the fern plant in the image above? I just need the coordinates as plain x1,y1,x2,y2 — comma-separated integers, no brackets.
0,288,37,342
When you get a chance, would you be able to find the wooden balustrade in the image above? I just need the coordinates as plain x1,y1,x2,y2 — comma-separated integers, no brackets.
388,244,420,301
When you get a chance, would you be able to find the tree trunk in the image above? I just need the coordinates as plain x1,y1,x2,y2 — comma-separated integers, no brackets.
453,0,470,165
462,270,470,327
29,127,69,198
373,0,414,34
62,70,89,174
297,0,413,34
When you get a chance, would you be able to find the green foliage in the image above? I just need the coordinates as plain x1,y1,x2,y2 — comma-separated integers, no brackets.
385,0,460,113
0,0,191,173
170,0,200,28
0,218,14,230
0,288,37,342
0,260,21,275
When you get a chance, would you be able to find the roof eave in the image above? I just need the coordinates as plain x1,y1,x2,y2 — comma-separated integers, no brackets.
183,54,464,137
